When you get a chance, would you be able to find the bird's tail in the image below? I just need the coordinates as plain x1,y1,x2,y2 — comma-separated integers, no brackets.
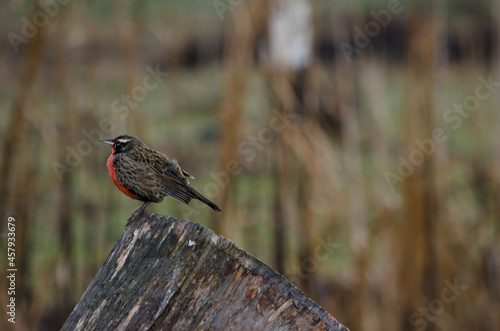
188,187,222,212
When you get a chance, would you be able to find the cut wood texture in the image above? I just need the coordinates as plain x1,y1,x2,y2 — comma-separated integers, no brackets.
62,212,349,330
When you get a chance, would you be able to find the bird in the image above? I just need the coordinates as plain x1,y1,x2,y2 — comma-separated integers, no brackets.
98,135,221,218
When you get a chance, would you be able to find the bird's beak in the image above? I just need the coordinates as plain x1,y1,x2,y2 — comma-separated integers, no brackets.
97,138,115,146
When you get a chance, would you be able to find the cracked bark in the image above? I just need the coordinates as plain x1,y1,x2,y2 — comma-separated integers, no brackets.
62,212,348,331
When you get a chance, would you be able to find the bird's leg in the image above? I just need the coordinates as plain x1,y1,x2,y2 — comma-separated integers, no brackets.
128,201,151,224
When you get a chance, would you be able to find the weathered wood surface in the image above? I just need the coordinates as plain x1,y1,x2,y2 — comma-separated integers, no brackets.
62,212,348,330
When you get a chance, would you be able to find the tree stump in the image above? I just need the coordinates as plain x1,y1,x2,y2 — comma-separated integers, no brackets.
62,212,348,330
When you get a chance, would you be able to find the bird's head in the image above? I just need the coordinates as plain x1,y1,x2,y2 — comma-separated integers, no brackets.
98,135,145,154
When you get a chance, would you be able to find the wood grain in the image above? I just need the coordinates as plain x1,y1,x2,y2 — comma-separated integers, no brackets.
62,212,348,331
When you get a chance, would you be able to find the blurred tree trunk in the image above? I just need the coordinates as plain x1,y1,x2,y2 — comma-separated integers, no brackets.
109,0,146,137
217,0,266,236
273,140,289,274
0,7,45,220
329,13,371,330
478,2,500,330
0,3,47,331
267,0,314,285
53,4,78,322
338,65,370,331
126,0,146,138
395,1,440,329
267,72,298,277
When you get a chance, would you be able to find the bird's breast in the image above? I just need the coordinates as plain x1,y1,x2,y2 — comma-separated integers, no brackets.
106,154,141,200
106,154,117,181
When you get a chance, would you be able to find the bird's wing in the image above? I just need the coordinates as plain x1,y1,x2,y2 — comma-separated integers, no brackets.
140,149,193,183
122,154,193,204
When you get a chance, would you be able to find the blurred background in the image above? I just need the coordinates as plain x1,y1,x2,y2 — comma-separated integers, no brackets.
1,0,499,330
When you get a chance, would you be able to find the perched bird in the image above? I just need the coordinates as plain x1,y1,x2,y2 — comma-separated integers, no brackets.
98,135,221,218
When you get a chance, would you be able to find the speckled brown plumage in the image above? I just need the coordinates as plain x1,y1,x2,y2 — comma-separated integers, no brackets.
99,135,221,217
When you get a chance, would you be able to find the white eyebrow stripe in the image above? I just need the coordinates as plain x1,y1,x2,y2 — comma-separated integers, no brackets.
117,138,131,143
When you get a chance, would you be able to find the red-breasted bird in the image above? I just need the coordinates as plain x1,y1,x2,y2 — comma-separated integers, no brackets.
98,135,221,218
